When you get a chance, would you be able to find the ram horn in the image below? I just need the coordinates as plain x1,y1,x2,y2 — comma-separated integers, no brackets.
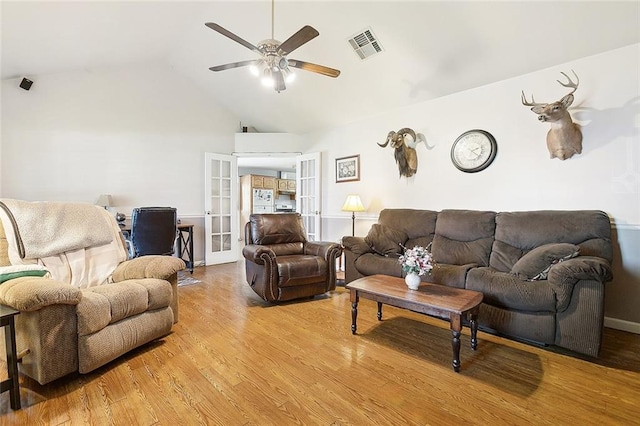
377,131,396,147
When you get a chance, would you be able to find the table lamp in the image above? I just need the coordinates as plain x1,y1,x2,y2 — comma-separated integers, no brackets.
96,194,113,210
342,194,365,236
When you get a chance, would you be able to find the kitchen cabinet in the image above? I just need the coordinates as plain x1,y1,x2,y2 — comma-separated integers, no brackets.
263,177,276,189
276,179,296,193
251,175,276,189
251,175,264,188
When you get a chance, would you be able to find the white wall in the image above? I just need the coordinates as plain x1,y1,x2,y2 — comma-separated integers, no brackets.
1,61,240,264
1,45,638,328
310,44,640,328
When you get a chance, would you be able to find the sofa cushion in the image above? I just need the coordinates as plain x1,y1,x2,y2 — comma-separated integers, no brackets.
78,307,173,374
264,242,305,256
431,210,495,266
405,236,434,251
355,253,402,277
250,214,306,245
466,267,557,312
77,291,112,336
490,210,612,272
364,224,408,256
78,279,173,335
511,243,579,281
131,278,174,310
425,263,476,289
378,209,438,240
84,282,149,324
276,255,327,287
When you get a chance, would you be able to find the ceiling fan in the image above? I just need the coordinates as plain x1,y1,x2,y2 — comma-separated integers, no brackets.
205,0,340,93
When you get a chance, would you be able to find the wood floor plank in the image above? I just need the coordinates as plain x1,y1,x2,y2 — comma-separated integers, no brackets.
1,261,639,425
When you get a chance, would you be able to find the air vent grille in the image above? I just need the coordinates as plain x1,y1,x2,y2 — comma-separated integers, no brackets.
347,27,383,60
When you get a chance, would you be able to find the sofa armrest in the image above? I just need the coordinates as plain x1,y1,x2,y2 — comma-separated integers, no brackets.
304,241,342,260
242,245,276,264
547,256,612,311
342,237,372,284
0,276,82,311
342,236,371,256
111,255,185,282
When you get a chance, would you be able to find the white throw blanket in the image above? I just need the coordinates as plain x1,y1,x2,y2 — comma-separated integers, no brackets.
0,199,128,288
0,199,112,259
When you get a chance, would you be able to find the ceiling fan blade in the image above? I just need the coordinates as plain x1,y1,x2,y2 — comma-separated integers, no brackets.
205,22,261,54
277,25,319,56
209,60,257,72
274,71,286,93
288,59,341,78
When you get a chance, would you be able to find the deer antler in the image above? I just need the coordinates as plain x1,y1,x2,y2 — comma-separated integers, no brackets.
521,91,545,107
522,70,580,106
556,69,579,95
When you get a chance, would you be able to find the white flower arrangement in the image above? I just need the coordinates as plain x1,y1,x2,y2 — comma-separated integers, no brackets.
399,243,434,276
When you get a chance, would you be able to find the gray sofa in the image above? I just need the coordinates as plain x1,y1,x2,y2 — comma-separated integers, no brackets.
342,209,613,357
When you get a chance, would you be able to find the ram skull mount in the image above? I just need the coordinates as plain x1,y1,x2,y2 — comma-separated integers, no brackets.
521,70,583,160
378,128,426,178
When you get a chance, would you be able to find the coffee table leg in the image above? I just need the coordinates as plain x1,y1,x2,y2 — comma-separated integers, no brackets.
469,310,479,351
450,314,462,372
350,290,359,334
377,302,382,321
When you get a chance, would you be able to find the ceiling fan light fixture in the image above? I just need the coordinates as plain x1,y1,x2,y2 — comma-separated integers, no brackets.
261,68,274,87
285,71,296,83
205,0,341,92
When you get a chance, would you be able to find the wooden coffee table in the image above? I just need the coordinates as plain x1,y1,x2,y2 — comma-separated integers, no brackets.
346,274,483,372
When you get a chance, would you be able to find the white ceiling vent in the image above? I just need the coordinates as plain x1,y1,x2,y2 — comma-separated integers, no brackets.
347,27,383,60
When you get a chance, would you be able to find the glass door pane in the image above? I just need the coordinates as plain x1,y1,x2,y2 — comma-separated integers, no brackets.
204,153,238,265
296,153,321,241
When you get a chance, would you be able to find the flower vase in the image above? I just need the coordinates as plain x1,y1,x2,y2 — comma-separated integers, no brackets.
405,273,421,290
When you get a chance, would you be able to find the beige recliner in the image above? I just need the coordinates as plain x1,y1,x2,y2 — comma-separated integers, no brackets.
0,199,185,384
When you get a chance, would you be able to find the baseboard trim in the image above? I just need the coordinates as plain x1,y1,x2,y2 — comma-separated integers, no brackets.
604,317,640,334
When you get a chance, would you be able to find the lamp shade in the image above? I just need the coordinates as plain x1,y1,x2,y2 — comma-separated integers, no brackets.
96,194,113,208
341,194,365,212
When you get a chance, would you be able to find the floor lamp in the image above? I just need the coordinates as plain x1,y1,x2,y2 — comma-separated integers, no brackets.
341,194,365,236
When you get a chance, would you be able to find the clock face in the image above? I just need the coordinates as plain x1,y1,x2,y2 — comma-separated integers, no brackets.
451,130,497,173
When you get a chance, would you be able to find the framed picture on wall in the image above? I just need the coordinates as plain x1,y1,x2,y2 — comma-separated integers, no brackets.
336,155,360,183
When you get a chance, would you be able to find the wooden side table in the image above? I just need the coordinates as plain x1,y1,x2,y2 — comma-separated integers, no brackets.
0,305,20,410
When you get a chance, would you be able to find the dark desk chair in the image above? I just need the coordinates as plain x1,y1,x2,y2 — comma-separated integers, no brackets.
127,207,177,258
242,213,342,303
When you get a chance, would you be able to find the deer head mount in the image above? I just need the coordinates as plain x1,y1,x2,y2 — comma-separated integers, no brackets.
377,128,426,178
522,70,583,160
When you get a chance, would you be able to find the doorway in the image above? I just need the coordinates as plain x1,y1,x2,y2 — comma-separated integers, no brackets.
236,154,298,250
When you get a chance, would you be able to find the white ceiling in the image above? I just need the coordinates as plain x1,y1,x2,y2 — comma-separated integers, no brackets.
2,1,639,135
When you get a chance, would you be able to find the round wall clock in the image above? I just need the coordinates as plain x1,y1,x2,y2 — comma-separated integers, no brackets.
450,129,497,173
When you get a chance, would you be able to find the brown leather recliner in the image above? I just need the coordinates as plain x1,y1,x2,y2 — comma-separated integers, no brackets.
242,213,342,302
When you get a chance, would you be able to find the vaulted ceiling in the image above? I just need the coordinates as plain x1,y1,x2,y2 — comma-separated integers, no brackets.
2,1,639,134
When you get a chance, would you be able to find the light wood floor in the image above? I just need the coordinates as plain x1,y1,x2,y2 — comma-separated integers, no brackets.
1,262,639,425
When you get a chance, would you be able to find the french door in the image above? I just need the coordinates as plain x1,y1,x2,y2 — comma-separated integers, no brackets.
204,153,239,265
296,152,321,241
